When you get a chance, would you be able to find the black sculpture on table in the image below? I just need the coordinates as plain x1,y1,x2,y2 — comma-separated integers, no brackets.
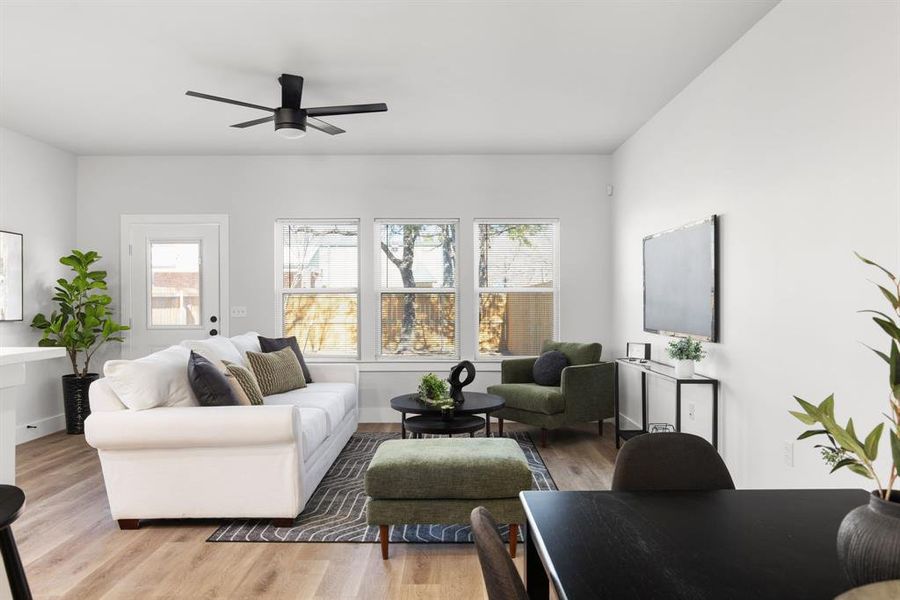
448,360,476,405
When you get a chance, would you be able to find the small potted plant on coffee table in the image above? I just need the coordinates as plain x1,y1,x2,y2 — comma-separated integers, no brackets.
418,373,456,420
667,337,706,378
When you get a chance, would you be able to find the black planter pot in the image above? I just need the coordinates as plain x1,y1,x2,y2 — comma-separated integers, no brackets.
837,490,900,586
61,373,99,434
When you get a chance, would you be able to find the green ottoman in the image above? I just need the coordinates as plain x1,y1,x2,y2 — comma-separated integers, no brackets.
365,437,532,559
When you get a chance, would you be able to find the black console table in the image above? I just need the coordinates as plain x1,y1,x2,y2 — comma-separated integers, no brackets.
614,358,719,449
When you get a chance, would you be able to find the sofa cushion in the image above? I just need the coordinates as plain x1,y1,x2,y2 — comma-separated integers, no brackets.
181,337,243,370
258,335,313,383
486,383,564,415
246,347,306,395
541,341,601,365
228,331,261,365
297,407,328,459
188,351,238,407
533,350,569,386
103,345,198,410
304,382,357,415
264,388,346,434
365,438,532,500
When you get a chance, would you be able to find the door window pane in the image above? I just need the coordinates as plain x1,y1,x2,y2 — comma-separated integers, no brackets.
150,242,201,327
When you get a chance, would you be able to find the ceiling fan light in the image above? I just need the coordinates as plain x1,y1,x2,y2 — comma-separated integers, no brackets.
276,125,306,139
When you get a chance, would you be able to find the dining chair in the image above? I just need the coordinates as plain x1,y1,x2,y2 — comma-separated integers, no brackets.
470,507,529,600
611,432,735,491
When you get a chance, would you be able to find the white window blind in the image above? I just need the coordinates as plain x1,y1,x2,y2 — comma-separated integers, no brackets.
278,220,359,358
376,220,458,358
475,221,559,357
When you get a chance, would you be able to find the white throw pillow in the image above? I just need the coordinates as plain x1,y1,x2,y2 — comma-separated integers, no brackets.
180,336,243,370
103,345,198,410
229,331,261,365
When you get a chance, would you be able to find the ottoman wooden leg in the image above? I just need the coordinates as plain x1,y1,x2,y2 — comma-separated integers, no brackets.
508,523,519,558
380,525,389,559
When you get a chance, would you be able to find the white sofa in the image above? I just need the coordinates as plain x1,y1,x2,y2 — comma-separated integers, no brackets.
85,332,358,529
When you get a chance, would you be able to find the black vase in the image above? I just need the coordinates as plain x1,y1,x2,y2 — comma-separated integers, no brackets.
837,490,900,586
61,373,99,434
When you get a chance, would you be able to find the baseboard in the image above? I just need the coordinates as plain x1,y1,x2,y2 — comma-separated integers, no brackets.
17,413,66,444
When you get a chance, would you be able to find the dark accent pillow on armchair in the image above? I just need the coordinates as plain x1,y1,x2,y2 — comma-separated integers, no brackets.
258,335,312,383
533,350,570,386
188,351,238,406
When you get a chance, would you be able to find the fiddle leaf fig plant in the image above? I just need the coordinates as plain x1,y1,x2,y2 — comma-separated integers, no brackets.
30,250,129,377
791,253,899,500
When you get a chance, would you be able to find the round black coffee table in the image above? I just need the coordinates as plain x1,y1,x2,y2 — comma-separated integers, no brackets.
389,392,505,438
404,414,486,438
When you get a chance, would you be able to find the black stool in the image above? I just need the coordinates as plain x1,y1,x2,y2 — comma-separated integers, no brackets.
0,485,31,600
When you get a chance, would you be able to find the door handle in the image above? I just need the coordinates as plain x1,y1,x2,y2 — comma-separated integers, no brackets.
209,329,218,336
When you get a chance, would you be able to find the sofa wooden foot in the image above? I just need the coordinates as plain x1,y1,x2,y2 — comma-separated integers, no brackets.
380,525,389,559
117,519,140,530
540,428,548,448
271,518,295,528
508,523,518,558
498,418,504,437
599,419,604,437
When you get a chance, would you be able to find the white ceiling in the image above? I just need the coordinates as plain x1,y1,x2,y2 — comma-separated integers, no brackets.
0,1,778,155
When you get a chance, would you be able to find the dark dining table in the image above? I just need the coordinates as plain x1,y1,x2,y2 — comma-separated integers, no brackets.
520,489,868,600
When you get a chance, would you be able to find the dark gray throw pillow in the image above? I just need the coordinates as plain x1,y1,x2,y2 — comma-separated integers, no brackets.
188,351,238,406
258,335,312,383
533,350,570,386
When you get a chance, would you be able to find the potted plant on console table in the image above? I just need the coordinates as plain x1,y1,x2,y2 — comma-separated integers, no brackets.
30,250,129,434
790,253,899,587
666,337,706,378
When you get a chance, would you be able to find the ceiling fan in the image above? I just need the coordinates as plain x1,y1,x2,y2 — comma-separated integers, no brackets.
186,73,387,139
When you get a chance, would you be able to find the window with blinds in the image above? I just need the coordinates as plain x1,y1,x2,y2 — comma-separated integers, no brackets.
278,220,359,358
475,221,559,357
377,220,458,358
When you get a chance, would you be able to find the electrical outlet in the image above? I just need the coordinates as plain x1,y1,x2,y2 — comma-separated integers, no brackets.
783,441,794,467
230,306,248,318
688,402,696,421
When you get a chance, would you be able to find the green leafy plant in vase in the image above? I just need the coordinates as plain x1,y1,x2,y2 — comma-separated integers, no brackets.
790,253,899,586
418,373,455,420
31,250,129,434
666,337,706,378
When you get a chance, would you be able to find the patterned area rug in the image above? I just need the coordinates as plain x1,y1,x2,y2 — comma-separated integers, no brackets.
208,431,556,543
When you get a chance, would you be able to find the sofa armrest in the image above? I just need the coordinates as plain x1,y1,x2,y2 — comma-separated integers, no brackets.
88,378,127,412
85,405,299,451
307,363,359,387
501,357,537,384
560,362,615,420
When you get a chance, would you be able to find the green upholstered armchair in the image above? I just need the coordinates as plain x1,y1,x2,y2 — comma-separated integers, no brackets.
487,341,615,447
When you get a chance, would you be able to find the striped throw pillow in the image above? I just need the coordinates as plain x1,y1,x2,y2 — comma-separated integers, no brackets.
223,361,266,405
245,347,307,396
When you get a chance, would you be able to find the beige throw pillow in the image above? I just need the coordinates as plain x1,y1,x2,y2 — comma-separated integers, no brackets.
245,347,307,396
223,361,266,406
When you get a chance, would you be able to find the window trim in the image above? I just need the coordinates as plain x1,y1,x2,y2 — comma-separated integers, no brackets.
473,218,561,360
274,218,361,361
374,218,460,361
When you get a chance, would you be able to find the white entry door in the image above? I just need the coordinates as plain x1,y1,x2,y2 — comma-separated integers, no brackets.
122,216,228,359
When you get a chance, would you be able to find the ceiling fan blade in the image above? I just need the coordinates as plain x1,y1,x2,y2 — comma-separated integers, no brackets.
306,117,346,136
279,74,304,109
230,115,276,128
305,103,387,117
185,91,274,113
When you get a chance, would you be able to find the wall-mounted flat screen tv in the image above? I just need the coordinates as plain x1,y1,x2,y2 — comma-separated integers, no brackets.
643,215,718,341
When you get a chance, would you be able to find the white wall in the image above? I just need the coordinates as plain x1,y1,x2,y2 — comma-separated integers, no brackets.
76,155,613,421
0,127,77,441
610,0,900,488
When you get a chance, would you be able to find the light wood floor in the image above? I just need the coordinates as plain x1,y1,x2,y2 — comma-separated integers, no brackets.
13,422,618,599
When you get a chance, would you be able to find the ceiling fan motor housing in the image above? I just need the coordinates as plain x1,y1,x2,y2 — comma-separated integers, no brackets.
274,107,307,134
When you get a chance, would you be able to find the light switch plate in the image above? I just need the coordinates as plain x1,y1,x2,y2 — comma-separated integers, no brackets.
230,306,248,318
